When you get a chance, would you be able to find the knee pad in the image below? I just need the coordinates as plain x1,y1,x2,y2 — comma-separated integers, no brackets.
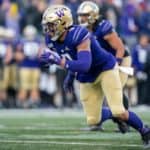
113,111,128,121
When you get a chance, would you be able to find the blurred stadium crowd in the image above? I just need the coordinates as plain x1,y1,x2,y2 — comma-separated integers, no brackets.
0,0,149,108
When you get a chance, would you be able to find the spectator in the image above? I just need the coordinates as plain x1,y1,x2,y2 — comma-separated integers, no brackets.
3,28,17,108
143,35,150,105
66,0,80,24
119,1,139,49
15,25,42,108
0,0,6,26
5,2,20,36
0,26,13,108
39,64,58,108
132,33,150,104
138,2,150,35
21,0,47,33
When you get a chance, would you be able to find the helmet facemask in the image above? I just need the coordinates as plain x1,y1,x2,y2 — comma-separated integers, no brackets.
42,20,65,41
77,1,100,27
78,13,96,27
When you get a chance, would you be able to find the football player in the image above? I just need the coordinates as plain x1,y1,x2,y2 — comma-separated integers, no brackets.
40,5,150,148
15,25,42,108
0,27,13,108
77,1,132,132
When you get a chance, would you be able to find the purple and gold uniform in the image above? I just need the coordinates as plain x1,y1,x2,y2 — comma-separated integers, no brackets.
94,20,132,86
40,6,150,147
0,39,16,90
46,25,116,82
0,40,7,90
18,39,41,90
45,25,125,125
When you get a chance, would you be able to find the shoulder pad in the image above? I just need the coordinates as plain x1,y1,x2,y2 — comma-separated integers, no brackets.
98,20,114,36
72,26,90,46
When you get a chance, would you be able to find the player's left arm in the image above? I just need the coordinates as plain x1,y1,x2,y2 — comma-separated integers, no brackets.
104,31,125,62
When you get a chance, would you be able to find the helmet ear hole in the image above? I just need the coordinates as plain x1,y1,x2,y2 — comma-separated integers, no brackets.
61,21,66,26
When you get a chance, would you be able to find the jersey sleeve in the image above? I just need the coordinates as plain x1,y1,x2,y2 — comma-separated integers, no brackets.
72,26,90,47
97,20,114,37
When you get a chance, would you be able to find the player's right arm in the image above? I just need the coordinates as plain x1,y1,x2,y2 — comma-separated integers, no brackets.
99,20,125,63
104,32,125,60
61,27,92,73
63,30,92,92
40,27,92,73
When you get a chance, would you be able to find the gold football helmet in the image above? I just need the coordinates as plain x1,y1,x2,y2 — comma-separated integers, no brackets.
42,5,73,41
77,1,100,27
23,25,37,40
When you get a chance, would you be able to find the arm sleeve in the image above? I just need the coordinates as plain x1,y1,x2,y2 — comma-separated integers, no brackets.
64,26,92,73
65,51,92,73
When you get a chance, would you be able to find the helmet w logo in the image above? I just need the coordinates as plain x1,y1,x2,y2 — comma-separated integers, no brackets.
55,9,65,18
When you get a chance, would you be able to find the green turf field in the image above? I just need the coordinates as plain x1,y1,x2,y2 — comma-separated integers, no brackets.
0,107,149,150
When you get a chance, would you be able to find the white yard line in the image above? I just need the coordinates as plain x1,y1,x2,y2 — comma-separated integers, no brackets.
0,106,149,118
0,132,137,140
0,140,142,148
0,109,84,118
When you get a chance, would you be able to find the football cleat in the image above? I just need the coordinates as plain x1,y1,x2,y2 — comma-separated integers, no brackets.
80,124,104,131
112,117,129,134
141,126,150,148
89,125,104,131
